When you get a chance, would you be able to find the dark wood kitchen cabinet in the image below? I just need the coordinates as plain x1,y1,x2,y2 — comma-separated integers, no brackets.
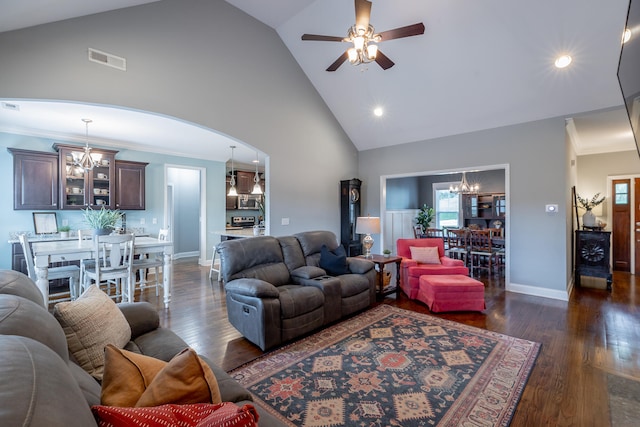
8,148,59,210
54,144,118,210
115,160,147,210
236,171,255,194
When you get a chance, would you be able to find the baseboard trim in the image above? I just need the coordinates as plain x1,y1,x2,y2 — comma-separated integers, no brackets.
506,282,570,301
173,251,199,260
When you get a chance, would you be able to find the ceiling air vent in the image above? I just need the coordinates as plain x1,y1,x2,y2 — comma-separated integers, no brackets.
88,48,126,71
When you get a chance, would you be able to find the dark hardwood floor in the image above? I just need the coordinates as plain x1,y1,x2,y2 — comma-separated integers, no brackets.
136,261,640,426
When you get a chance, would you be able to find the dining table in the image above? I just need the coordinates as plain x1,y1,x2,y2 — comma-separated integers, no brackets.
31,236,174,308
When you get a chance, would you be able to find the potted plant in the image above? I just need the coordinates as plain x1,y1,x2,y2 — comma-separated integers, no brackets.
383,249,391,258
415,204,435,231
58,225,71,238
576,193,605,227
82,206,124,236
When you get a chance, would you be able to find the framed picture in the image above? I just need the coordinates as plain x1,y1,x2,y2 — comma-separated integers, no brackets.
32,212,58,234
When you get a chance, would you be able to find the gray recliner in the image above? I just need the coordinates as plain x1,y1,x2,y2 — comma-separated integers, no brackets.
219,236,326,351
218,231,376,351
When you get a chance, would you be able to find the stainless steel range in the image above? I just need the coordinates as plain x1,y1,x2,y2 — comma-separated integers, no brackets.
231,216,256,228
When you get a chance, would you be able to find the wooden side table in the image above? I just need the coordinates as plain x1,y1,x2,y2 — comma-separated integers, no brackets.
361,254,402,300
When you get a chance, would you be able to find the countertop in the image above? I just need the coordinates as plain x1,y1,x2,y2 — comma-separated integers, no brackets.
219,228,264,238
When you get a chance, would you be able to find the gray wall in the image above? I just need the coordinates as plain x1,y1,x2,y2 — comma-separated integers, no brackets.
360,117,570,298
0,0,358,243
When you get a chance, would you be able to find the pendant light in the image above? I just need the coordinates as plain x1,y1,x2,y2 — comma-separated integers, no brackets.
251,152,263,195
227,145,238,197
74,119,97,171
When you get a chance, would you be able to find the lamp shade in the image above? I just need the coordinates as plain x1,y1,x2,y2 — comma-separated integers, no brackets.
356,216,380,235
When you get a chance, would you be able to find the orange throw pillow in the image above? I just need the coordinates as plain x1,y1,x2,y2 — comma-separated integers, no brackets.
101,345,222,407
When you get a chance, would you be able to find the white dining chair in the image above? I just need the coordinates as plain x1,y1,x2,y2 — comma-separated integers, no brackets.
19,233,81,305
82,234,135,302
131,229,168,297
209,243,222,282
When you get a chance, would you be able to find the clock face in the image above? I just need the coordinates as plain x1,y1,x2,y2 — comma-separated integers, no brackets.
350,188,360,203
580,241,605,263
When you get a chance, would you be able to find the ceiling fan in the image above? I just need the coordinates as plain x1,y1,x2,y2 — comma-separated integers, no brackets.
301,0,425,71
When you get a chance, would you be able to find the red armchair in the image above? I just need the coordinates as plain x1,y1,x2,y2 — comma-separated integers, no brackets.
397,238,469,299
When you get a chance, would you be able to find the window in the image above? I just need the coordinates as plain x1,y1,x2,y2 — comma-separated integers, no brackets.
615,182,629,204
433,183,460,228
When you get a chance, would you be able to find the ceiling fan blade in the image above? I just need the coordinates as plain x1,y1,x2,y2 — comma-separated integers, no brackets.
302,34,345,42
326,51,349,72
375,50,395,70
377,23,425,41
355,0,372,32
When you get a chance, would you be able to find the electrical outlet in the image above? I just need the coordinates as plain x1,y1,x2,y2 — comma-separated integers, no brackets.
140,218,146,225
62,219,68,226
152,218,157,224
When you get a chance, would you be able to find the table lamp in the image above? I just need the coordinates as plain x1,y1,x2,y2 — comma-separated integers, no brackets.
356,216,380,258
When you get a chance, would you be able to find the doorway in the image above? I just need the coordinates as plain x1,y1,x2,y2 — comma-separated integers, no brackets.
608,175,640,275
380,164,509,282
165,165,207,264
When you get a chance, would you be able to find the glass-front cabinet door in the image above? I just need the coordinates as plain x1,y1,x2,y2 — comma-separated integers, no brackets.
54,144,117,210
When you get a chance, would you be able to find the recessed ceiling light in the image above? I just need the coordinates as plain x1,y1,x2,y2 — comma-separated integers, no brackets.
373,107,383,117
554,55,572,69
623,28,632,44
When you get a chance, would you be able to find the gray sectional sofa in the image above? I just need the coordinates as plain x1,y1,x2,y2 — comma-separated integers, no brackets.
0,270,285,427
218,230,376,351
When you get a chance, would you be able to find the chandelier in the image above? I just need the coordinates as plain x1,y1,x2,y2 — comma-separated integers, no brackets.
449,171,479,195
73,118,97,171
346,25,380,66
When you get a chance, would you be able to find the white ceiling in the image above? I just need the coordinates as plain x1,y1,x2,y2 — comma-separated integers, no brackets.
0,0,637,161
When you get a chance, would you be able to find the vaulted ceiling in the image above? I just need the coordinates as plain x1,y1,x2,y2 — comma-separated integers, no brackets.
0,0,636,161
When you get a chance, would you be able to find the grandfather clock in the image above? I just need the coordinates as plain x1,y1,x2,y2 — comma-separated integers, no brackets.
575,230,612,290
340,179,362,256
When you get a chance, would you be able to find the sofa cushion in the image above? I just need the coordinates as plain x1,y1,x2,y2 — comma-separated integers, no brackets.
290,265,326,280
410,246,441,264
0,269,45,307
0,294,69,361
92,402,259,427
277,285,324,319
0,335,97,427
101,345,222,407
337,274,371,298
320,244,349,276
53,285,132,380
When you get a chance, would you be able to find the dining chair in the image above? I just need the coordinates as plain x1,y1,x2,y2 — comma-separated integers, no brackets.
425,228,444,238
18,233,81,305
77,229,94,285
131,229,168,297
209,243,222,282
445,228,469,265
82,234,135,302
468,229,494,277
413,224,424,238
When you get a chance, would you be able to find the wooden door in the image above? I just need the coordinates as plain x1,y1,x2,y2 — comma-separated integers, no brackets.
636,179,640,275
612,179,630,271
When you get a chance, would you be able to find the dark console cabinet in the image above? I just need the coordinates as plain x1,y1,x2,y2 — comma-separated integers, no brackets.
575,230,612,290
340,179,362,256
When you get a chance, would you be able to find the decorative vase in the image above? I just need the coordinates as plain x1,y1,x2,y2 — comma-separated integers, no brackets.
582,210,597,227
60,231,69,238
93,228,111,236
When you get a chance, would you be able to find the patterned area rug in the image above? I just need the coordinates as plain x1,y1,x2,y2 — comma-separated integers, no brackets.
230,305,540,426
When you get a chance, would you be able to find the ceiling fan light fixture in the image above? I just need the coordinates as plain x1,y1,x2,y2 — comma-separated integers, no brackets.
348,47,358,63
367,44,378,60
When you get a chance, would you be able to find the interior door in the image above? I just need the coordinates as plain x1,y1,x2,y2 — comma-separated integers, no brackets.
636,178,640,275
612,179,630,272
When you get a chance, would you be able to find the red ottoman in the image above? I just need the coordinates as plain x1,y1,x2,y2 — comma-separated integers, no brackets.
418,275,486,313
